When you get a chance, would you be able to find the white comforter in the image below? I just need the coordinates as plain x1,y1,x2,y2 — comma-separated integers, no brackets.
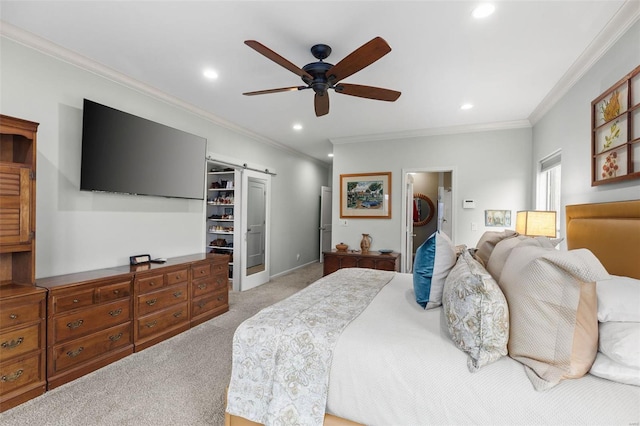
326,272,640,425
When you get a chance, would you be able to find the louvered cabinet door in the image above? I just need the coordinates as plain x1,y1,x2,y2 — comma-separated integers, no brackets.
0,164,31,246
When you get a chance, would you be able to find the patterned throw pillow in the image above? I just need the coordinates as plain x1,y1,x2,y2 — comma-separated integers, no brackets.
442,250,509,372
413,231,456,309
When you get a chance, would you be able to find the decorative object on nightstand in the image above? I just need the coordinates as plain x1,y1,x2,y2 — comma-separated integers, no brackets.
335,243,348,252
360,234,372,253
516,211,557,237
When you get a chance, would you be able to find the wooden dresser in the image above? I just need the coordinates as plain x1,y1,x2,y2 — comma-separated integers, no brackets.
35,253,229,389
36,269,134,389
322,250,401,276
0,115,45,411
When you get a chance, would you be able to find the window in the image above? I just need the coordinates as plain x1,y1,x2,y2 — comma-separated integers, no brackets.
537,151,561,234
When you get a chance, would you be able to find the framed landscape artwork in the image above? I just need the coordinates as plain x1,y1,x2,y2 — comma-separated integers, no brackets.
340,172,391,219
591,64,640,186
485,210,511,227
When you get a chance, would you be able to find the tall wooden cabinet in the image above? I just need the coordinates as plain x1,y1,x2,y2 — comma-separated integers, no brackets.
0,115,46,411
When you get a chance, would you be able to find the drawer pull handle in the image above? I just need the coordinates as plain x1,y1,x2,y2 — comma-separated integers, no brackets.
113,290,120,295
216,278,224,285
67,347,84,358
198,300,207,309
109,333,123,342
9,314,18,320
73,299,80,303
173,291,183,298
217,295,225,301
200,270,205,274
149,281,156,286
67,319,84,329
1,337,24,350
146,299,157,306
176,274,182,280
198,283,207,290
109,308,123,317
173,311,183,318
1,369,23,383
146,320,157,328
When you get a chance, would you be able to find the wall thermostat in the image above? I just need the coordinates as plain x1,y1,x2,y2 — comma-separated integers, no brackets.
463,199,476,209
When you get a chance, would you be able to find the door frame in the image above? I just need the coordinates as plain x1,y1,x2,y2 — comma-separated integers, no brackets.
401,167,456,273
319,186,332,263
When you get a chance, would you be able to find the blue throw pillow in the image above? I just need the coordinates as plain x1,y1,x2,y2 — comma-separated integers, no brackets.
413,231,456,309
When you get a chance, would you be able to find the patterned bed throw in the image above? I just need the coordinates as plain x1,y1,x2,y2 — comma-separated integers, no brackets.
226,268,395,426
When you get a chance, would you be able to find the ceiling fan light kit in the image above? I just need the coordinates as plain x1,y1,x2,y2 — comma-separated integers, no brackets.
243,37,401,117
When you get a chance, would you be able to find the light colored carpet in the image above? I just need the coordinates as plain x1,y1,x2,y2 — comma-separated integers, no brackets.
0,262,323,426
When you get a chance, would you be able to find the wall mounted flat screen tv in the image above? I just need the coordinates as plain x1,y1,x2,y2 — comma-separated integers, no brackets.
81,99,207,200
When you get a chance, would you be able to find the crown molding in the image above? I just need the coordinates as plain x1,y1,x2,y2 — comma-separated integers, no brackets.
528,0,640,125
330,119,531,145
0,21,330,168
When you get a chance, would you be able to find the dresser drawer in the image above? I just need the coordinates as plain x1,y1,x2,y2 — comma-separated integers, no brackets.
0,352,42,396
0,299,44,331
192,262,211,279
136,273,165,294
191,274,226,298
53,288,95,314
52,323,131,373
97,279,131,303
191,289,228,318
136,283,188,316
53,299,131,343
136,302,188,340
0,323,41,363
166,268,188,286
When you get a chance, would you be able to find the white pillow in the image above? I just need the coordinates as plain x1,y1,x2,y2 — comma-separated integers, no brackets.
590,352,640,387
596,275,640,322
599,321,640,369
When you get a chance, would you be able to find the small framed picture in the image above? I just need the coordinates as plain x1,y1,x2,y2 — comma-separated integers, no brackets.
485,210,511,227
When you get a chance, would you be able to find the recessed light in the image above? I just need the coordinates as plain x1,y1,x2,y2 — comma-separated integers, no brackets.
203,68,218,79
472,3,495,19
293,123,303,131
328,153,334,158
461,103,474,110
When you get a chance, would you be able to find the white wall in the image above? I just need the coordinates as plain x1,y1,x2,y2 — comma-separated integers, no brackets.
332,127,533,250
532,20,640,238
0,37,329,278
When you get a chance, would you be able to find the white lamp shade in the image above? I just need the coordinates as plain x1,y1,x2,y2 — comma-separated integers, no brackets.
516,211,556,237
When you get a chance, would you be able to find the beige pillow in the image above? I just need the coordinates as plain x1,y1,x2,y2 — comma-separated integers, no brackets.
486,236,555,282
500,245,609,391
474,230,517,267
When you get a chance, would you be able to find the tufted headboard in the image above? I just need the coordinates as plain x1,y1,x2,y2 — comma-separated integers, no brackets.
566,200,640,279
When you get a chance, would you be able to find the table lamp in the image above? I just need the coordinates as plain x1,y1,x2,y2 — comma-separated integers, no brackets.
515,210,556,237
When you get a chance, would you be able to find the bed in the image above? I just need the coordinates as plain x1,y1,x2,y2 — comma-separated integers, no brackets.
225,200,640,426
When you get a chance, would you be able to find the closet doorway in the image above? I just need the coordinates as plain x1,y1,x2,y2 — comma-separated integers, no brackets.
401,168,454,273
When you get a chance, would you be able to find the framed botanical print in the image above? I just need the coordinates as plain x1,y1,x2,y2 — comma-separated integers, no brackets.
591,64,640,185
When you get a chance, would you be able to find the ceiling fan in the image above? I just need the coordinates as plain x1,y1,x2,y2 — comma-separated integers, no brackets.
243,37,401,117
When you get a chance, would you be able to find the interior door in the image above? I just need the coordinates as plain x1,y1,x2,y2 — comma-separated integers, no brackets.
404,174,414,273
241,169,270,291
319,186,332,262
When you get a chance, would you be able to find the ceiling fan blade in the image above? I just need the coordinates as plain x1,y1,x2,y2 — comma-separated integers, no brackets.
245,40,313,81
315,93,329,117
243,86,307,96
334,83,401,101
327,37,391,84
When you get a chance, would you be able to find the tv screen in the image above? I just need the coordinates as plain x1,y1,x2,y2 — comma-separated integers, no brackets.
80,99,207,200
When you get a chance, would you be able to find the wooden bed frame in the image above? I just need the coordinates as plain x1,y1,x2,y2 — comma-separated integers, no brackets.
226,199,640,426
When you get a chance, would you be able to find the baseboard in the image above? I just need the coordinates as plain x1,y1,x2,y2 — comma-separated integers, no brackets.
269,260,319,280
